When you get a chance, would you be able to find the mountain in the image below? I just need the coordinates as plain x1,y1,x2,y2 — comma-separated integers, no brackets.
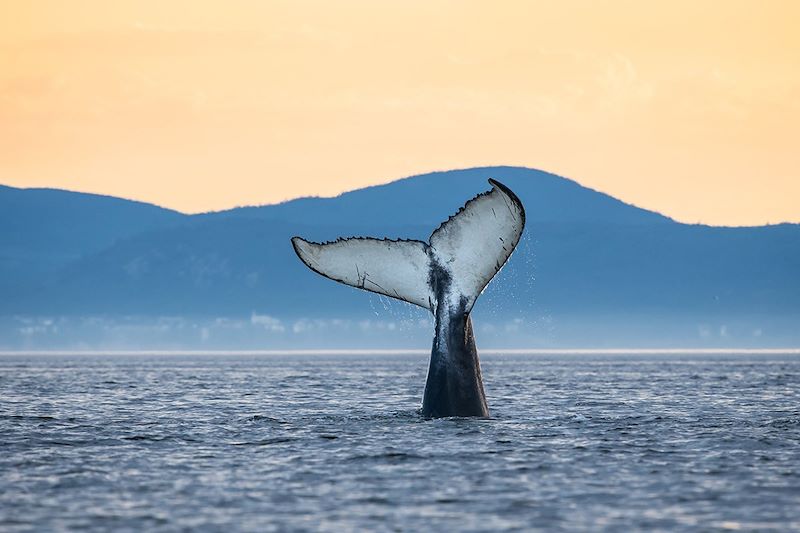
0,184,186,296
200,166,671,228
1,167,798,348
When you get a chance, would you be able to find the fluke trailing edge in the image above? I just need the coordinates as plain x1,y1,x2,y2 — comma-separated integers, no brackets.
291,179,526,418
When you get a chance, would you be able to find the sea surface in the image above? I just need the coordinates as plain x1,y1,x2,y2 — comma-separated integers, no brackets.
1,352,799,532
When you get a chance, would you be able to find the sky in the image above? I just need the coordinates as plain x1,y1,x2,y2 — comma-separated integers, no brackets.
1,1,798,225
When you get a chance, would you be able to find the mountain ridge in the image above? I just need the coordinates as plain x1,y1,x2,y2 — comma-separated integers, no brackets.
6,166,798,228
1,167,798,348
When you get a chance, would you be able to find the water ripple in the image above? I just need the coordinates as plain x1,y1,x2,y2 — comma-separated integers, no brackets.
1,353,799,531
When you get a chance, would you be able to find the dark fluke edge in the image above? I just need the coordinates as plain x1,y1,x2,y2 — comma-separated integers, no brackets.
291,179,526,418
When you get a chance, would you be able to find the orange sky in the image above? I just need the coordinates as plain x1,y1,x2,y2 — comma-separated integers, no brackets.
1,1,798,224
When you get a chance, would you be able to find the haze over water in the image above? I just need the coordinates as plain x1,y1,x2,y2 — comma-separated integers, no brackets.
2,352,798,531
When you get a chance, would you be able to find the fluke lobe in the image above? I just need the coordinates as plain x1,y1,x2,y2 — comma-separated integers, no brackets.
291,179,526,418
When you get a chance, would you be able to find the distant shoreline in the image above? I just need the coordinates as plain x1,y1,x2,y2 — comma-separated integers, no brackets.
2,348,799,356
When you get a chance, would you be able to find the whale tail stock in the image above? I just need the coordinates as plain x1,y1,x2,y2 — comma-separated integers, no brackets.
290,179,526,315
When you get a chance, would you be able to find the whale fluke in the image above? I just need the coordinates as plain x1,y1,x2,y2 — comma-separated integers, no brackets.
290,237,432,309
291,179,525,313
291,179,526,418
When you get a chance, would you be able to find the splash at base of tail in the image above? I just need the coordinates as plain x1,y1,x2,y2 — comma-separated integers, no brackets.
291,179,526,418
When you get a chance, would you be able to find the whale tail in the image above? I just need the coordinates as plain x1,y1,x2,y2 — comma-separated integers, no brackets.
291,179,525,313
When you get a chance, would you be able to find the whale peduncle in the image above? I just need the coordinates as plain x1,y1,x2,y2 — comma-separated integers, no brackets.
422,302,488,418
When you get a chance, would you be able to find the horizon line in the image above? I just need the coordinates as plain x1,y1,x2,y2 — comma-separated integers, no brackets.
2,348,799,356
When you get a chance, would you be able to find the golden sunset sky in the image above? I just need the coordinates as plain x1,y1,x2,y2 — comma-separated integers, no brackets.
1,1,798,224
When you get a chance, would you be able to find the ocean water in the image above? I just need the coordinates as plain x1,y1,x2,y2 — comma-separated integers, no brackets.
1,352,799,532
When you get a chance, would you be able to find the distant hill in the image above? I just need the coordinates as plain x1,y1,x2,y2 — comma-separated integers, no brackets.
0,184,186,296
200,166,673,228
1,167,798,348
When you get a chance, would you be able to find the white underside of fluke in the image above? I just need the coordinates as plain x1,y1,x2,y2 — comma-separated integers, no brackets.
291,179,526,314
